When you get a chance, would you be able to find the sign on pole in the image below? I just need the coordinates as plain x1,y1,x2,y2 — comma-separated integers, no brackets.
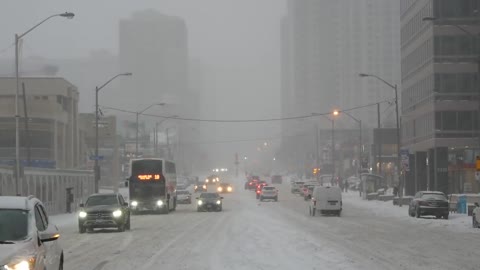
400,149,410,172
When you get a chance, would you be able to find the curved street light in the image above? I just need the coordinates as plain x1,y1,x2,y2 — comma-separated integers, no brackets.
359,73,401,194
94,72,132,192
14,12,75,195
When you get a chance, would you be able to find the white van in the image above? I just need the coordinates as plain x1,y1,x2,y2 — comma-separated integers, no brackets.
309,186,342,216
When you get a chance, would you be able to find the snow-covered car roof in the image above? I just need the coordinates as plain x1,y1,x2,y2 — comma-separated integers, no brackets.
0,196,33,210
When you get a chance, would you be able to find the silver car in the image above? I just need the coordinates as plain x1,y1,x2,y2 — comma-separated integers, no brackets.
0,196,63,270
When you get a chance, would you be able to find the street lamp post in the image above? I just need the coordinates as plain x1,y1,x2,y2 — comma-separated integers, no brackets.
341,111,363,176
359,73,401,194
423,16,480,149
312,111,338,184
154,115,178,156
14,12,75,195
135,103,166,157
94,73,132,193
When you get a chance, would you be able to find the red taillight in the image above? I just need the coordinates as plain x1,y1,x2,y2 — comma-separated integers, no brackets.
256,190,261,194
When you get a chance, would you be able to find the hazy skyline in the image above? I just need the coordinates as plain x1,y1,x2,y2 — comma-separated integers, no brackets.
0,0,285,167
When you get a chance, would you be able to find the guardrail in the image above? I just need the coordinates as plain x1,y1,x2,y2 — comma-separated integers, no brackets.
0,166,94,215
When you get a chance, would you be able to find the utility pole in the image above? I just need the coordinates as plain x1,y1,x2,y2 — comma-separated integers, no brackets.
377,102,382,175
315,124,320,182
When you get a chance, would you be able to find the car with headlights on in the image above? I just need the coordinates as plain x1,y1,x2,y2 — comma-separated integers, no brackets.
0,195,63,270
217,183,233,193
78,193,131,233
194,183,207,193
408,191,449,219
176,190,192,204
205,175,220,185
196,193,223,212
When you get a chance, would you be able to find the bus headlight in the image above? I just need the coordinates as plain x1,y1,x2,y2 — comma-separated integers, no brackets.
203,185,207,189
227,186,232,192
131,201,138,207
217,187,223,192
205,179,209,183
157,200,164,206
113,210,122,218
78,211,87,218
197,200,203,206
216,200,222,205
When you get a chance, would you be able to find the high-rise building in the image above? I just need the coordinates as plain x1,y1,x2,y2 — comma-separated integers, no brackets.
119,10,194,173
401,0,480,194
281,0,401,174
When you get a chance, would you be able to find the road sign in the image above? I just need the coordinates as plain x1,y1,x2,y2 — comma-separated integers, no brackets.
89,155,104,161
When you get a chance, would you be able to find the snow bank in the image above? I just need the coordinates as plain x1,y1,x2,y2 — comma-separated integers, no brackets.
343,191,476,233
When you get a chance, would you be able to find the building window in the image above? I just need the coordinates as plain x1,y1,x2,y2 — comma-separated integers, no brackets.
443,112,457,130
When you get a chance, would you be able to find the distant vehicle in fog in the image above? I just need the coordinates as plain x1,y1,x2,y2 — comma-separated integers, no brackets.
176,190,192,204
271,175,283,184
259,186,278,202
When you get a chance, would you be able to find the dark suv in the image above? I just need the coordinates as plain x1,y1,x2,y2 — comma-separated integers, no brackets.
196,193,223,212
78,193,131,233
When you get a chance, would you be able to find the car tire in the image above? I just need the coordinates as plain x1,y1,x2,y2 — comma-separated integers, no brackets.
126,216,131,230
436,215,442,219
118,224,126,232
197,208,202,212
443,214,449,220
337,210,341,217
415,208,421,218
79,225,86,234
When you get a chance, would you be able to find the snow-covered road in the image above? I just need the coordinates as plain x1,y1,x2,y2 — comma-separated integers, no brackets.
54,179,480,270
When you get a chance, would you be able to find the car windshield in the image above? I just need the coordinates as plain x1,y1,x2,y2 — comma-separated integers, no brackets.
86,196,118,207
0,209,29,241
177,190,190,195
263,187,275,191
422,194,446,200
200,193,219,199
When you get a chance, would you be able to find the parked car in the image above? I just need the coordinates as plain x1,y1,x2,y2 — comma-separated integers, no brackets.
472,202,479,228
0,196,63,270
309,186,342,216
259,186,278,201
408,191,449,219
177,190,192,204
78,193,131,233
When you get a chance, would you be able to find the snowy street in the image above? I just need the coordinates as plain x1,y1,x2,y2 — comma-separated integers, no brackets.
54,179,480,270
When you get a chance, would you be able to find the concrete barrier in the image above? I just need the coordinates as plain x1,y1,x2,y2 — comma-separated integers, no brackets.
0,166,93,215
393,196,413,205
378,195,394,201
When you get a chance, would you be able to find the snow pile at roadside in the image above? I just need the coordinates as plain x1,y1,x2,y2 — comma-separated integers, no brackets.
343,191,475,233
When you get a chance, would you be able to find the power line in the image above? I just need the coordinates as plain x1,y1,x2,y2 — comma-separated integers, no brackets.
99,99,394,123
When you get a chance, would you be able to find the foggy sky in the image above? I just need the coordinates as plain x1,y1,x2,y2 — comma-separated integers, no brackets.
0,0,285,167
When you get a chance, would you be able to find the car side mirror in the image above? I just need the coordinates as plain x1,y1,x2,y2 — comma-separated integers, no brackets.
79,203,84,208
39,224,60,243
123,202,129,207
